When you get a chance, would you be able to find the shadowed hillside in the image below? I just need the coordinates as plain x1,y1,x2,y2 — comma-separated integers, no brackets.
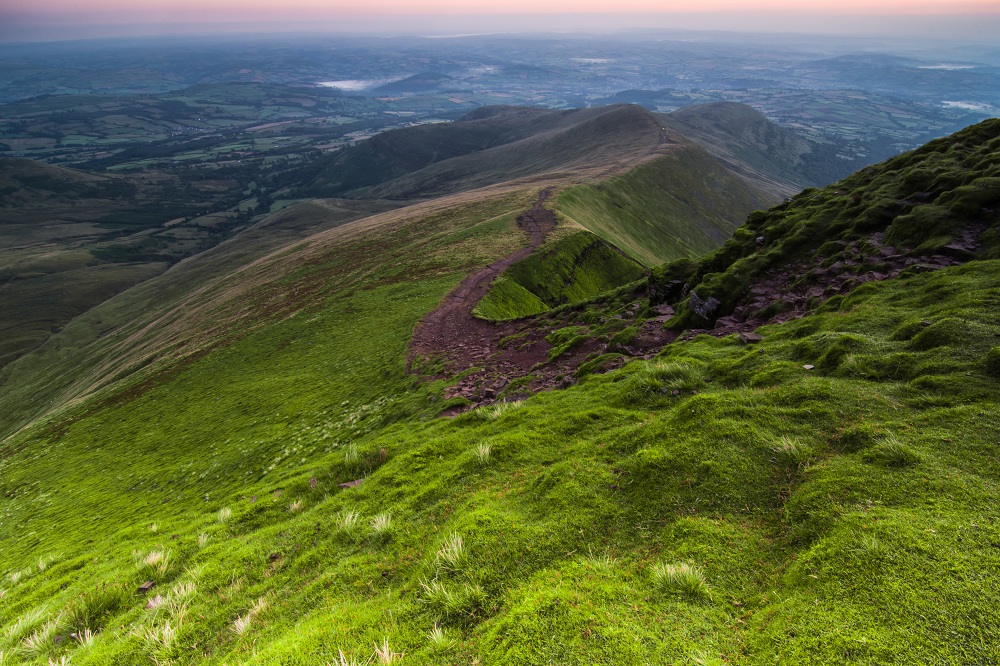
0,158,252,368
663,102,854,194
555,143,772,267
663,117,1000,331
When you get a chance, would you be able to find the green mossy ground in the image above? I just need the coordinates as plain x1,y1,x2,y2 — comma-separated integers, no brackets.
2,252,999,665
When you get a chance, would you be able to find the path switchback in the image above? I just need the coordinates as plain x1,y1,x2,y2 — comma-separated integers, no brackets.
408,189,556,373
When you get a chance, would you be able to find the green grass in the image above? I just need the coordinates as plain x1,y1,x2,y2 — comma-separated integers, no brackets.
668,118,1000,328
2,122,1000,664
1,210,999,664
556,147,774,266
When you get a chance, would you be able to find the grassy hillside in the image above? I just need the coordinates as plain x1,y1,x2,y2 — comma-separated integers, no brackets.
348,105,669,200
556,145,774,267
1,207,998,665
2,117,999,666
662,102,850,195
0,193,444,441
298,106,565,197
666,118,1000,329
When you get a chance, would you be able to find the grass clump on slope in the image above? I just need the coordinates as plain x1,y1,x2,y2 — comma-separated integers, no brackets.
473,230,644,321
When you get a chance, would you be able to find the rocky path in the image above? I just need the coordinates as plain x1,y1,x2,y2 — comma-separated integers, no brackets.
407,188,679,410
408,190,556,376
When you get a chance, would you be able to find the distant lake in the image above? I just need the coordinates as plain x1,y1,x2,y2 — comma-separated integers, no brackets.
318,78,404,91
942,100,992,112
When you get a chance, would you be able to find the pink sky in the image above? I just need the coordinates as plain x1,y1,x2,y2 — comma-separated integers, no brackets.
7,0,1000,16
2,0,999,41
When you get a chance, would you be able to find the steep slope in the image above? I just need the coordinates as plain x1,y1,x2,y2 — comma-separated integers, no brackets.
1,122,999,665
471,230,645,321
0,195,400,439
663,118,1000,330
554,143,773,267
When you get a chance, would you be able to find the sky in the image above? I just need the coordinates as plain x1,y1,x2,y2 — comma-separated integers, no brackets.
2,0,1000,41
5,0,998,12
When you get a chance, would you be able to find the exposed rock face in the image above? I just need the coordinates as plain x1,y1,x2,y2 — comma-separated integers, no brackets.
689,291,721,320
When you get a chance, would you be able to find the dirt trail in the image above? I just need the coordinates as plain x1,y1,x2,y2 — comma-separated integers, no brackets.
408,190,556,372
407,188,675,409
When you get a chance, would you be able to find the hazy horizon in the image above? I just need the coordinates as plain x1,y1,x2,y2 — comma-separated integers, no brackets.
3,9,1000,44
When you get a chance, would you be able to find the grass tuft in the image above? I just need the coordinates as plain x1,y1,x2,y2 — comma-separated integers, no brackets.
428,624,451,648
769,435,813,469
651,562,711,600
585,551,616,572
435,532,466,572
473,442,492,466
74,627,97,647
343,444,361,468
419,578,486,622
624,360,706,403
373,637,403,664
863,434,922,468
19,613,64,660
230,594,271,637
474,400,524,421
20,631,50,660
419,578,451,609
330,650,363,666
216,507,232,524
370,513,393,535
135,549,172,575
140,619,178,660
337,510,361,536
231,613,253,636
688,651,726,666
4,607,45,642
